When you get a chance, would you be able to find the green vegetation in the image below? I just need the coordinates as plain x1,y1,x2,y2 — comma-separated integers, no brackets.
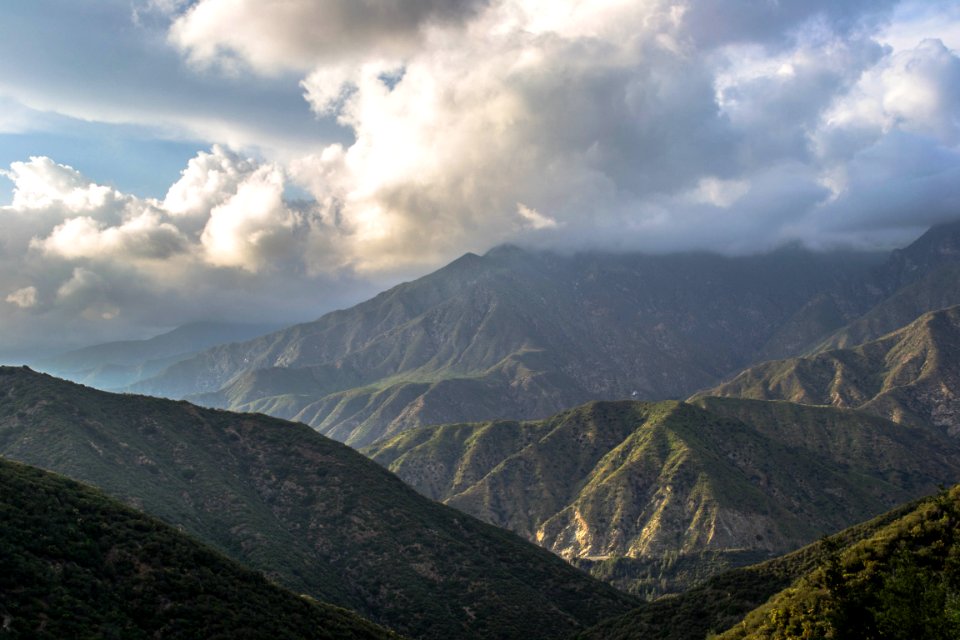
368,398,960,598
0,457,399,640
0,366,636,640
720,486,960,639
575,488,958,640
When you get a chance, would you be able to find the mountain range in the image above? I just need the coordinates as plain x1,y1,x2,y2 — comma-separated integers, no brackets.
6,219,960,637
0,366,634,639
115,221,960,449
126,247,875,448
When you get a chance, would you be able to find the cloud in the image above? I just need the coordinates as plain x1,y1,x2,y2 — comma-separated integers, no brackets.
169,0,489,74
0,3,343,155
517,203,558,230
162,145,257,217
268,0,958,269
201,165,301,271
34,210,188,261
2,157,118,213
5,286,37,309
819,38,960,148
0,149,374,352
1,0,960,351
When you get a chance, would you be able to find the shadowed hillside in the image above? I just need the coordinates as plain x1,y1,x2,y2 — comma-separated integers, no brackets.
0,457,399,640
0,367,635,640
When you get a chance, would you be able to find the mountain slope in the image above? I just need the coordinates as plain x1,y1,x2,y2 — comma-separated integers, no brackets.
0,367,636,640
0,457,398,640
718,485,960,640
575,486,960,640
33,321,282,390
132,246,879,446
815,263,960,352
706,304,960,436
762,220,960,358
366,398,960,594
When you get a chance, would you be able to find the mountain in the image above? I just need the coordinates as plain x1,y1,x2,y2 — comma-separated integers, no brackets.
814,263,960,351
0,457,399,640
706,304,960,437
0,366,635,640
32,321,283,390
366,397,960,595
576,485,960,640
761,220,960,358
130,245,880,447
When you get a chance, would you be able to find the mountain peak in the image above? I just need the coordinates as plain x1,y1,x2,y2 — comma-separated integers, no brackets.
882,217,960,283
483,243,533,261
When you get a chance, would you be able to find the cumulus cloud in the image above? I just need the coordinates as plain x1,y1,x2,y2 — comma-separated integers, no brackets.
2,157,119,213
819,38,960,148
162,145,257,217
2,0,960,351
201,166,301,271
5,286,37,309
252,0,957,266
33,210,188,261
169,0,488,73
0,149,368,352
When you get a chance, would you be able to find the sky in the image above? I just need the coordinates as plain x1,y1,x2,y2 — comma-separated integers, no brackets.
1,0,959,354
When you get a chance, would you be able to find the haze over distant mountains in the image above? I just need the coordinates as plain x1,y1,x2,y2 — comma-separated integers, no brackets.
31,321,283,390
108,220,960,449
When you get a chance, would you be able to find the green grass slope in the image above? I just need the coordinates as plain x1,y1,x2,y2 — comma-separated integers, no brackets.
0,367,636,640
0,457,398,640
706,304,960,437
367,399,960,596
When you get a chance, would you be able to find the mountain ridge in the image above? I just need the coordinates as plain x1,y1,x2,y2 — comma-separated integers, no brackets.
704,303,960,437
366,396,960,595
0,366,635,639
129,243,888,446
575,485,960,640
